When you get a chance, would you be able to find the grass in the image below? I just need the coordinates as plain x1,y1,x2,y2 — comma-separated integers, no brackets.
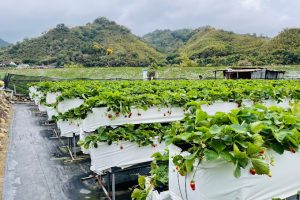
0,65,299,80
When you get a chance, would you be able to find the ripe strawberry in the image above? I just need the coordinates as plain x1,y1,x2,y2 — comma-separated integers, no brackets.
190,180,196,191
163,113,166,117
152,144,157,147
115,112,120,117
176,166,180,171
249,168,256,175
137,113,141,116
259,149,265,155
128,112,132,118
289,147,296,153
108,114,112,119
120,145,123,150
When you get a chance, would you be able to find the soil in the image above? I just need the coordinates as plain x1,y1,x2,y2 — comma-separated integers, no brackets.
0,91,12,199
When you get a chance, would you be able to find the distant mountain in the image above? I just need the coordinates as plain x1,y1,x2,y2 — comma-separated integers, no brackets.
0,17,162,66
179,27,269,66
143,29,193,53
259,28,300,65
0,17,299,66
0,38,10,47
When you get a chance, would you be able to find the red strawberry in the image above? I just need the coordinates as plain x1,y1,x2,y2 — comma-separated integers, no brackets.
249,168,256,175
259,149,265,155
128,112,132,118
115,112,120,117
152,144,157,147
120,145,123,150
137,113,141,116
176,166,180,171
289,147,296,153
190,180,196,191
108,114,112,119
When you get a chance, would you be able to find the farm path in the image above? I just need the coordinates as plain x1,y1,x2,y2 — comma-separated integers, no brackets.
2,104,102,200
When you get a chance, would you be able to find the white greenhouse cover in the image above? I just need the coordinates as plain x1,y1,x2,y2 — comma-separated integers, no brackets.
46,92,61,105
46,107,58,120
57,119,82,138
57,98,84,113
89,141,166,174
168,144,300,200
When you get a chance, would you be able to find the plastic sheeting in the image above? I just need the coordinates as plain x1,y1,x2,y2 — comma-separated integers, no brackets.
89,141,166,174
46,107,58,120
79,130,90,154
168,144,300,200
82,107,185,133
82,99,292,133
57,98,84,114
147,190,172,200
57,119,82,138
46,92,61,105
38,104,47,112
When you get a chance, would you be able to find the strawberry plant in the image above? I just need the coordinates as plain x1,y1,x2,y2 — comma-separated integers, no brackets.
165,102,300,178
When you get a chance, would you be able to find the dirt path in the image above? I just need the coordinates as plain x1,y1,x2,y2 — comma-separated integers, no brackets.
2,104,102,200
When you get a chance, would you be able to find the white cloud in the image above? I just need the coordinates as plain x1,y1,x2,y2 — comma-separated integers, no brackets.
0,0,299,43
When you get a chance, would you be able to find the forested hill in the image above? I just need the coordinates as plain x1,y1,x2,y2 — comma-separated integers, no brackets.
144,27,300,66
0,38,10,47
142,29,193,53
0,17,299,66
0,17,162,66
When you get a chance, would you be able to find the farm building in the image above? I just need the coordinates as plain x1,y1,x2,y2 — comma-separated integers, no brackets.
213,68,286,79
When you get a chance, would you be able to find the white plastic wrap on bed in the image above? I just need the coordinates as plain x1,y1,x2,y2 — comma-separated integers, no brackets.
89,141,166,174
168,144,300,200
57,98,84,113
29,86,37,99
46,107,58,120
82,107,185,133
57,119,82,138
79,130,90,154
147,190,172,200
81,99,292,133
46,92,61,105
38,104,47,112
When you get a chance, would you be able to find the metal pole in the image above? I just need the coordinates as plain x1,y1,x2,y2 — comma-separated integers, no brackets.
73,133,76,159
112,173,116,200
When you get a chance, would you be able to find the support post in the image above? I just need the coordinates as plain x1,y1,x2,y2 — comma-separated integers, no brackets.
112,173,116,200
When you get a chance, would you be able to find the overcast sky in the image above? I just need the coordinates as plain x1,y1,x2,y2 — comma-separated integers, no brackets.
0,0,299,43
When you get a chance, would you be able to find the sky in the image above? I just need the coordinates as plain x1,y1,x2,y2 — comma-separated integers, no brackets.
0,0,299,43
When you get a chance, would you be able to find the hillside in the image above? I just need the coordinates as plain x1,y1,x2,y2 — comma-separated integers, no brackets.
142,29,193,53
179,27,269,66
0,39,10,48
0,17,162,66
259,28,300,65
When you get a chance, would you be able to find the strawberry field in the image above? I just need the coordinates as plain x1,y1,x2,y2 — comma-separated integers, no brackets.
29,79,300,200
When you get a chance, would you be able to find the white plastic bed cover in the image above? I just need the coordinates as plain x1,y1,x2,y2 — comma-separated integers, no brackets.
46,92,61,105
57,98,84,114
57,119,82,138
28,86,37,99
38,103,47,112
169,144,300,200
89,140,166,174
82,99,291,133
46,107,58,120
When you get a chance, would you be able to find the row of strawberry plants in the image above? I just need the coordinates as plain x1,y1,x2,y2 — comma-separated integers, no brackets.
78,102,300,179
130,102,300,199
165,102,300,178
32,79,300,121
78,123,170,149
